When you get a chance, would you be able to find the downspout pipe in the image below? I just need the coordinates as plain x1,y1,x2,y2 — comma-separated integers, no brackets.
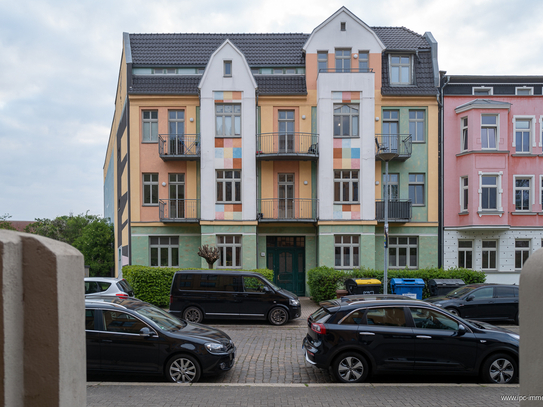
438,72,450,268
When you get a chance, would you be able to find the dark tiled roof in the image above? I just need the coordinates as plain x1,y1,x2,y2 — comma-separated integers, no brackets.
130,76,200,95
381,52,438,96
255,76,307,95
447,75,543,84
372,27,430,50
129,33,308,66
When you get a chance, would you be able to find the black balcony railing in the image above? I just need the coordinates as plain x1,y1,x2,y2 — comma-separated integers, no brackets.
256,132,318,160
159,199,200,222
375,200,412,222
375,134,412,161
158,134,200,160
318,68,374,73
257,198,318,221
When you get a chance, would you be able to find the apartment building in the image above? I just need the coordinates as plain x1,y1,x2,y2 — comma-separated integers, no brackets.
104,7,440,295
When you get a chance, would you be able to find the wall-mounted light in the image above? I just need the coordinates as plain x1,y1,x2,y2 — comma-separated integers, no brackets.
353,53,358,59
162,182,167,187
302,115,306,120
190,117,194,122
375,117,380,121
375,181,379,185
304,181,308,185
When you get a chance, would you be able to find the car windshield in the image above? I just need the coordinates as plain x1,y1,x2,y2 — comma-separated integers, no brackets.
445,286,477,298
135,304,186,331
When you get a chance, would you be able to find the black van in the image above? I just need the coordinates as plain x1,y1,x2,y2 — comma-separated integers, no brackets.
169,270,301,326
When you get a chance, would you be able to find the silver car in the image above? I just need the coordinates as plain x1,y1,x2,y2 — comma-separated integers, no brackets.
84,277,135,300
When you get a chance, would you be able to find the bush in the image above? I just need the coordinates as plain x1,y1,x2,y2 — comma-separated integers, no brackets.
307,266,486,302
122,266,275,308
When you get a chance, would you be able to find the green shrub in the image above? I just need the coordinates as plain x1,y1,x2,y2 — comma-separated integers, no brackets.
122,265,274,308
307,266,349,302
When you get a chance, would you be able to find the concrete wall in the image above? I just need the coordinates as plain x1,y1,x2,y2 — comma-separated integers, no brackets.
0,231,86,407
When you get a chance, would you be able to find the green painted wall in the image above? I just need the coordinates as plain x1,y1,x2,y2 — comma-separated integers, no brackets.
317,225,376,269
200,225,257,269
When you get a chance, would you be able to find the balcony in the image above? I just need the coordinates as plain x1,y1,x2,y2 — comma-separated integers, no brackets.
256,133,318,161
158,134,200,161
257,198,318,222
375,134,412,161
159,199,200,222
318,68,374,73
375,200,412,222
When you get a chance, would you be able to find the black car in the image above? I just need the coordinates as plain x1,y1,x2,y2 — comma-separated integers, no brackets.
86,298,236,383
302,295,519,384
424,283,519,324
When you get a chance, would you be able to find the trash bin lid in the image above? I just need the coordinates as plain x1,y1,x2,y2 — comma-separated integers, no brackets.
429,279,465,286
390,278,424,286
353,279,381,285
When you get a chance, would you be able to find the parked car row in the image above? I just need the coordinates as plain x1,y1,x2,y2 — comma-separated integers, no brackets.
85,275,519,385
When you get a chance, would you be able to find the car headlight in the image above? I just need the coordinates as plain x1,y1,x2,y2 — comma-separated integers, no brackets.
507,333,520,341
205,342,228,354
289,299,300,307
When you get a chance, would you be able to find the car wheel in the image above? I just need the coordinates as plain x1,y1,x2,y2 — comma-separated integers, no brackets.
332,352,369,383
268,306,288,326
481,353,517,384
445,307,460,317
183,306,203,323
165,354,201,383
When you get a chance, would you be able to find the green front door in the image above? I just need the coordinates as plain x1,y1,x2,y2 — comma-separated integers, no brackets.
266,237,305,296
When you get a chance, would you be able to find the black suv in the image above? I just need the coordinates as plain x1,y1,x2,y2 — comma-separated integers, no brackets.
86,298,235,383
302,295,519,384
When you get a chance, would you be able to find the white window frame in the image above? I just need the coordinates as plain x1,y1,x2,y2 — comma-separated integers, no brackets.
460,176,469,213
334,235,360,269
223,60,232,77
333,104,359,138
458,240,473,269
481,240,497,270
358,51,369,73
334,170,359,203
388,236,418,269
513,175,534,212
335,48,351,72
142,110,158,143
149,236,179,267
143,173,159,206
408,173,425,206
409,110,425,143
515,239,530,270
481,114,498,150
515,86,533,95
317,51,328,73
540,175,543,211
215,104,241,137
216,170,241,203
512,115,535,153
389,55,412,85
217,235,242,268
473,86,493,95
478,171,503,214
461,117,468,151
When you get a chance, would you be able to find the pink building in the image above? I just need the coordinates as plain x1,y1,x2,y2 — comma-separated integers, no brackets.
442,76,543,284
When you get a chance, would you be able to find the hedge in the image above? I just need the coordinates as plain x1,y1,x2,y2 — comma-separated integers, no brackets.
122,266,274,308
307,266,486,303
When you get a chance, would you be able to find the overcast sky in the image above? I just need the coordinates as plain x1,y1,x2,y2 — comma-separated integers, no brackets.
1,0,542,221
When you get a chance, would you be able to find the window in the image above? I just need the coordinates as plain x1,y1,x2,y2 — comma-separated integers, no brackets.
409,110,425,142
514,177,531,211
482,240,497,270
150,236,179,267
461,117,468,151
217,235,241,268
473,87,493,95
334,170,359,203
382,110,399,152
169,173,185,219
216,170,241,203
103,311,148,334
340,22,346,31
408,174,424,206
515,240,530,270
334,235,359,268
516,87,533,95
481,175,497,210
481,115,497,149
142,111,158,142
460,177,469,212
333,104,359,137
389,237,418,269
366,308,406,327
335,49,351,73
410,308,458,331
458,241,473,269
243,276,267,293
278,110,295,152
223,60,232,77
383,173,399,200
390,55,411,84
143,173,159,205
358,51,369,72
168,110,185,155
216,104,241,137
515,119,531,153
317,51,328,73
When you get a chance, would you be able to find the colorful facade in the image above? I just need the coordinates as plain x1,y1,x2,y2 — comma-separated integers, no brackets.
104,7,440,295
442,76,543,284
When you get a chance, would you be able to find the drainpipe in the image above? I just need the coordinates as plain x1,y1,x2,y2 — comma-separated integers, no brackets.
438,72,450,269
255,89,260,269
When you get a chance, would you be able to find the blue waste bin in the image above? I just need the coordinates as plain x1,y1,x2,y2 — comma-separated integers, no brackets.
390,278,425,300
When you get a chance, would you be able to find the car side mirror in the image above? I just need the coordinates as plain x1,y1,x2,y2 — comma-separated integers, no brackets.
139,327,155,337
456,324,466,336
263,286,272,293
466,295,474,302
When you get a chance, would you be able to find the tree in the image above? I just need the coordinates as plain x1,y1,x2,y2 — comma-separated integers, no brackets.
197,245,220,269
0,214,16,231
